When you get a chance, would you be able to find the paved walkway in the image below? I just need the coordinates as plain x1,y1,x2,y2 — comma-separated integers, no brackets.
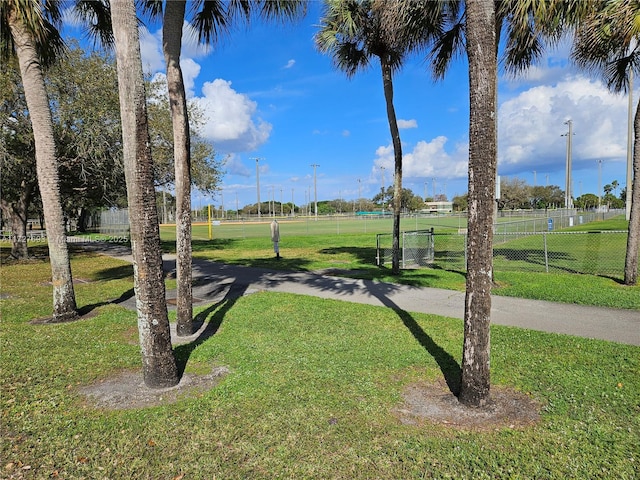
81,243,640,346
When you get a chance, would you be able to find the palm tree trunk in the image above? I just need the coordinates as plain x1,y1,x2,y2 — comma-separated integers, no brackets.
8,8,78,322
624,96,640,285
163,0,194,335
381,57,403,275
459,0,497,407
111,0,179,388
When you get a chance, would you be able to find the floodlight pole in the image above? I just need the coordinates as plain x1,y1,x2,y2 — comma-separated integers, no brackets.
562,120,574,209
597,159,604,210
311,164,319,220
251,157,262,219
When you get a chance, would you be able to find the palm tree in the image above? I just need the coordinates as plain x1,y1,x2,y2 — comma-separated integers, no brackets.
379,0,576,407
458,0,497,408
571,0,640,285
2,0,78,322
315,0,441,275
163,0,194,336
110,0,179,388
141,0,305,336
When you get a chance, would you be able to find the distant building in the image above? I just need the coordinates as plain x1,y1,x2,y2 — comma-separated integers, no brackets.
422,201,453,214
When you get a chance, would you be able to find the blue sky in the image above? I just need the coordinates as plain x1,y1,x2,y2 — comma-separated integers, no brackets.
70,2,635,210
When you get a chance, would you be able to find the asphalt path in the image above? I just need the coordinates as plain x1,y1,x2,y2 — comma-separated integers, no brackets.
80,242,640,346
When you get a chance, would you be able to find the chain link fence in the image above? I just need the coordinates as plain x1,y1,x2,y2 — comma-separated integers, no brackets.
430,230,629,279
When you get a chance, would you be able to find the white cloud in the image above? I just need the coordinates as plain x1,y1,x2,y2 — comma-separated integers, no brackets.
195,79,272,152
342,130,351,137
284,59,296,69
139,27,165,74
498,75,629,175
397,119,418,129
224,154,252,177
373,136,468,182
179,58,201,97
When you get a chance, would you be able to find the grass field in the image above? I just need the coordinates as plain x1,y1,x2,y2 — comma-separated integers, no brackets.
1,252,638,479
156,215,640,310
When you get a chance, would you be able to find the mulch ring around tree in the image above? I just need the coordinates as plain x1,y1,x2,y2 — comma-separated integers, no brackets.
78,366,230,410
393,380,541,431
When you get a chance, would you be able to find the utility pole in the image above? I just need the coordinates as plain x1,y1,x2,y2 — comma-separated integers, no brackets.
251,157,262,219
562,120,574,209
597,159,604,210
311,164,319,220
380,166,386,212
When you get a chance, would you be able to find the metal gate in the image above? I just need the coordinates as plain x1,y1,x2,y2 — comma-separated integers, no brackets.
376,228,435,268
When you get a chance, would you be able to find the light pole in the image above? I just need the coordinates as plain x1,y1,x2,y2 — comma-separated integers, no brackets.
291,188,295,217
235,192,239,220
357,178,362,212
311,164,319,219
533,170,537,187
280,188,283,216
597,159,604,210
432,177,436,201
251,157,262,219
562,120,574,209
380,166,386,212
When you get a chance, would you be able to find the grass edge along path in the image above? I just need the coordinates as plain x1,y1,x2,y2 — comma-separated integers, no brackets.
1,253,638,479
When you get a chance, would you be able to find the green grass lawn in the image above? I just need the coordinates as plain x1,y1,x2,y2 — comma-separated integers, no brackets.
1,252,638,479
156,215,640,310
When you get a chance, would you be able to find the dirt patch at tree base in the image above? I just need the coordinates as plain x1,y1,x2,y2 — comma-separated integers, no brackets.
393,380,541,431
78,367,230,410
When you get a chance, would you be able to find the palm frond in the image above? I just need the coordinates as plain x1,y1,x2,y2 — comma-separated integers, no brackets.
191,0,230,44
72,0,114,50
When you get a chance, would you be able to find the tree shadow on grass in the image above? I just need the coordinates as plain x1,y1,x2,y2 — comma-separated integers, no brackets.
364,285,461,396
77,287,136,316
269,268,462,395
173,283,248,377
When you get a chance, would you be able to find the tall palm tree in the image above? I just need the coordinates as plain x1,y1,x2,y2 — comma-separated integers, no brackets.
163,0,194,336
382,0,591,407
316,0,441,275
459,0,497,408
571,0,640,286
2,0,78,322
141,0,305,336
110,0,179,388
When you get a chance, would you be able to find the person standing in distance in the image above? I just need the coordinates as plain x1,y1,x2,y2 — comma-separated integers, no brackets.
270,219,280,259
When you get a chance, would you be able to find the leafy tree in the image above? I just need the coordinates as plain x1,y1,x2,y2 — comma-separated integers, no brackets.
46,44,127,227
111,0,179,388
575,193,599,210
452,194,468,211
0,57,37,259
497,177,531,210
571,0,640,285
